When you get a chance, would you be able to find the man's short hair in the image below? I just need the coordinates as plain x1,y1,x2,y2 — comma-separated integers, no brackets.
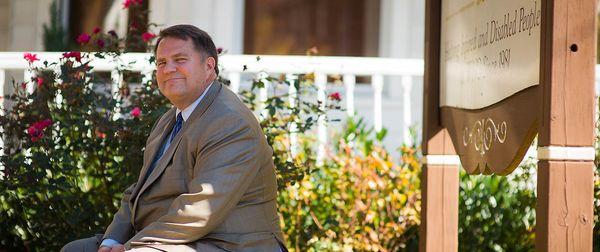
155,24,219,75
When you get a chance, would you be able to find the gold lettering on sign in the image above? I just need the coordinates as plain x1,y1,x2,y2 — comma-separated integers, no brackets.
462,118,507,156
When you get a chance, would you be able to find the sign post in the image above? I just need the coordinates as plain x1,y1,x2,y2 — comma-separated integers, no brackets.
421,0,459,250
536,0,596,250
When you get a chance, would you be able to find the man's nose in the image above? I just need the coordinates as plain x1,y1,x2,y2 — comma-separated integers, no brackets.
163,61,177,73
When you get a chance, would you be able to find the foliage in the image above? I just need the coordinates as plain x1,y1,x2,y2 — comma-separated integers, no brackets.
0,33,157,251
237,72,333,188
593,97,600,251
0,16,332,251
458,158,537,252
278,117,421,251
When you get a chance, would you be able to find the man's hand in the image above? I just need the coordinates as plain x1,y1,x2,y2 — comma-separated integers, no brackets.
98,244,125,252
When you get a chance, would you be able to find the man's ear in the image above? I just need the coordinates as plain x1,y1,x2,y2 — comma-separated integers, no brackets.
205,56,216,73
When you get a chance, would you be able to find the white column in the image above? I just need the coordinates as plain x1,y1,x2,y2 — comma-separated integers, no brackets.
316,73,327,166
258,72,269,120
343,74,356,117
372,75,384,132
228,72,241,93
287,74,298,158
378,0,424,59
213,0,245,54
402,75,413,145
111,70,123,120
111,70,123,100
24,69,35,94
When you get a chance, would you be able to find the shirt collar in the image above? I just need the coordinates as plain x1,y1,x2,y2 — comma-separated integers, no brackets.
175,81,214,122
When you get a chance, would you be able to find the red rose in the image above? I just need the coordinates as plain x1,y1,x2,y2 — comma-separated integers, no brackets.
95,39,105,48
62,51,82,62
122,0,142,9
93,27,101,34
328,92,342,102
27,126,43,142
36,77,44,87
27,119,53,142
76,33,91,44
141,32,156,42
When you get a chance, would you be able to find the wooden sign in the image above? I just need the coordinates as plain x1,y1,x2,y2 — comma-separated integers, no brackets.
422,0,596,250
439,0,542,174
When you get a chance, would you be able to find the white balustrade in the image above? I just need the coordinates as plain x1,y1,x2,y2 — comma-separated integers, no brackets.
315,73,328,166
24,68,35,94
402,75,413,145
228,72,241,93
287,74,299,159
371,75,384,132
343,74,356,116
257,72,270,120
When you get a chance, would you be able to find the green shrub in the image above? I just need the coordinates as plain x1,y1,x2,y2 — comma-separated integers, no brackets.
458,158,537,251
278,117,421,251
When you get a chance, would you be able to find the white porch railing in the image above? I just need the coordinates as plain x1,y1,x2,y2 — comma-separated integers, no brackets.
0,52,423,164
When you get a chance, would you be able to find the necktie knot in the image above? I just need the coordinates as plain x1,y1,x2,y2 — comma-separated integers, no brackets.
170,113,184,143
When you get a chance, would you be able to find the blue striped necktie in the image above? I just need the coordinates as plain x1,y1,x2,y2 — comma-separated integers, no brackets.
170,112,184,143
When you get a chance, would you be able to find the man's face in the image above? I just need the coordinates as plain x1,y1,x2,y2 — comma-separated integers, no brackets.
155,37,215,109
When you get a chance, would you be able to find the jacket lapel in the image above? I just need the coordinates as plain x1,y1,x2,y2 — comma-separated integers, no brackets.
129,109,176,203
134,82,223,208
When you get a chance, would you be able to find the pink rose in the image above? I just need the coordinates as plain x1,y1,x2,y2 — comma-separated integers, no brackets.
23,53,40,64
36,77,44,87
141,32,156,42
130,107,142,118
76,33,91,44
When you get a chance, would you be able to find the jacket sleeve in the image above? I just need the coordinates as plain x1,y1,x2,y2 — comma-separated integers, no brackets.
125,119,262,248
103,182,136,243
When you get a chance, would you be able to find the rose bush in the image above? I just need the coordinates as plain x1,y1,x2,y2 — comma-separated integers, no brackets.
0,8,334,250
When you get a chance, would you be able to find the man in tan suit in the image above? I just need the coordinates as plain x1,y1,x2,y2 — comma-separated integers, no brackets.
62,25,286,252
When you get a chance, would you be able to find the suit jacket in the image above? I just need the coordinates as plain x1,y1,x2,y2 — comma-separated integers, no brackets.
103,82,285,251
